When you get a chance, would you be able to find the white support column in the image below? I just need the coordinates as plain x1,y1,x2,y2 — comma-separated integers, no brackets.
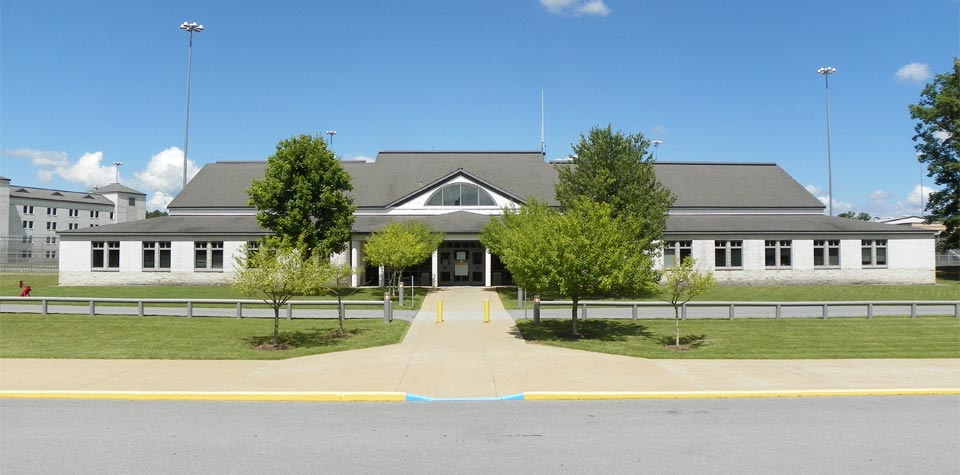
350,241,359,287
431,250,439,287
484,248,492,287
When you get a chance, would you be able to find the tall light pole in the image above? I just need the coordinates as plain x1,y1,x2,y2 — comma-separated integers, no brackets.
651,140,663,160
326,130,337,156
817,66,837,216
180,21,204,189
112,161,122,183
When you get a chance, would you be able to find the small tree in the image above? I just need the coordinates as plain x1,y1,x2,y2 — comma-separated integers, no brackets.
661,257,716,347
231,241,312,347
483,199,659,336
363,220,444,294
306,260,358,335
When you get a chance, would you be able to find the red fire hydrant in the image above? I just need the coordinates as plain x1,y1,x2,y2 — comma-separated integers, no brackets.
18,280,31,297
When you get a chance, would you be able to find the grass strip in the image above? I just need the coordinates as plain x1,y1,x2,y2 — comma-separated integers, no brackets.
0,313,409,360
516,317,960,359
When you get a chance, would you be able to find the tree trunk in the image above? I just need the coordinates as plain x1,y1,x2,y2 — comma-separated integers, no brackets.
273,305,280,346
674,304,680,347
337,295,345,333
571,296,579,337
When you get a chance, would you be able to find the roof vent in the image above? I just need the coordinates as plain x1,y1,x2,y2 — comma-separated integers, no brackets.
51,191,63,196
15,188,28,193
83,194,95,199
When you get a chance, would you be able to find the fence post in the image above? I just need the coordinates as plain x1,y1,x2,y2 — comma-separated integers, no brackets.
632,304,638,321
339,301,346,322
286,302,292,320
775,304,781,320
582,303,588,320
681,303,687,321
822,304,828,319
42,299,48,315
867,303,873,320
383,292,391,323
89,300,95,316
728,304,735,320
138,301,144,318
911,303,917,319
399,282,405,307
955,303,959,319
187,301,193,318
236,302,242,319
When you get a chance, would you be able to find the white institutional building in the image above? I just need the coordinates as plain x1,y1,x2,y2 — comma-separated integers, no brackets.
57,151,936,286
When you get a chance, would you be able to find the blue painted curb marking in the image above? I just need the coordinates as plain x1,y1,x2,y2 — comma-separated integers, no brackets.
406,393,525,402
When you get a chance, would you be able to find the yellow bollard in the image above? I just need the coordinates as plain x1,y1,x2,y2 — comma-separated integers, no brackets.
436,299,443,323
483,299,490,323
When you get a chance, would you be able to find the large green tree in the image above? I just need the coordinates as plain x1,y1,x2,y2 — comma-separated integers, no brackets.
247,134,356,256
482,199,659,336
555,125,675,246
363,220,444,293
910,59,960,250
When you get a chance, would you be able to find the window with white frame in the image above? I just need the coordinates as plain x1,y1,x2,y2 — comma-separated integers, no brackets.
21,236,32,243
22,220,33,229
45,251,56,259
22,205,34,214
425,183,496,206
861,239,887,267
21,250,32,258
764,240,792,268
143,241,172,270
92,241,120,270
195,241,224,270
69,223,79,230
128,197,136,206
45,236,57,245
663,240,692,267
69,208,79,217
714,240,743,268
90,210,99,218
814,240,841,267
46,207,57,216
46,221,57,230
109,212,114,221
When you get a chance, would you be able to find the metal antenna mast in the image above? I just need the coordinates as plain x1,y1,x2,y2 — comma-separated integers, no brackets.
540,90,545,156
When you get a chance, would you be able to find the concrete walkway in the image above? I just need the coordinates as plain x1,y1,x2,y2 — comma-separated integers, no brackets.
1,288,958,399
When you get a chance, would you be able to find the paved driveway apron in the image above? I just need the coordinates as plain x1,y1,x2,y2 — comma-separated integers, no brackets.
2,288,957,398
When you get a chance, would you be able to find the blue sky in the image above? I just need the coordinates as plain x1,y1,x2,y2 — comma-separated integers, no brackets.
2,0,958,216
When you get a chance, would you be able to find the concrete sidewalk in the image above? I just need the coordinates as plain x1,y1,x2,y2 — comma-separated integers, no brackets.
1,288,958,399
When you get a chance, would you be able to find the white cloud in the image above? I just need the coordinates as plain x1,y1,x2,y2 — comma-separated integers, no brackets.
540,0,610,16
344,154,375,163
3,148,70,168
894,62,932,83
805,184,852,213
932,130,951,142
804,184,821,196
906,184,934,208
129,147,201,211
35,151,115,189
869,190,890,201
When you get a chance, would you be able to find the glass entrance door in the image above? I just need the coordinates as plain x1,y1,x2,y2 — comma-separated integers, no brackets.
437,240,485,286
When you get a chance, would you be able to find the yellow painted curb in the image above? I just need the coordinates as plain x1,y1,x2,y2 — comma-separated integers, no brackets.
0,391,406,402
523,389,960,400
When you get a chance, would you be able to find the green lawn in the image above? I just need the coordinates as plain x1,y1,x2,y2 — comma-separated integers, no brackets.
516,317,960,359
2,273,426,310
0,313,409,360
499,280,960,310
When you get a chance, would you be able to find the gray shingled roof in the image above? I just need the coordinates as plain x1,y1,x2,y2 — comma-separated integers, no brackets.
93,183,146,195
168,152,826,212
58,215,269,236
665,214,934,236
9,185,115,206
655,163,824,209
353,212,493,234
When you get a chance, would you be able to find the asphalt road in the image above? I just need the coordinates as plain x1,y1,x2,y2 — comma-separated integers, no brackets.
2,396,957,474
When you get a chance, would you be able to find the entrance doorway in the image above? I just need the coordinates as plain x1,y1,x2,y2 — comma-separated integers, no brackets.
438,240,484,286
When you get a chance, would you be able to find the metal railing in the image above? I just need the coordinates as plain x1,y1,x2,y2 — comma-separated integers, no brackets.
0,296,395,322
534,300,960,320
